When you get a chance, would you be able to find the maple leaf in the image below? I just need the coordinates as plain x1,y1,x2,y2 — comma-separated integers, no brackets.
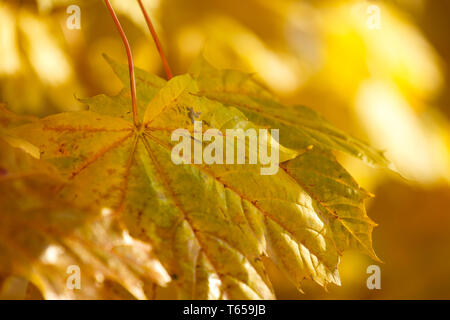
11,53,389,299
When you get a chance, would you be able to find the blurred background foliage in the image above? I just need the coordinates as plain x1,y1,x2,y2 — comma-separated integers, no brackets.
1,0,449,299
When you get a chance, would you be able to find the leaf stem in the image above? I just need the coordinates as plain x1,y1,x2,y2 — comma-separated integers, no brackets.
137,0,173,80
104,0,139,126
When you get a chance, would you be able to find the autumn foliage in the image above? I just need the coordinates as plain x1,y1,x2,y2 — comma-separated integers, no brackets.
0,0,397,300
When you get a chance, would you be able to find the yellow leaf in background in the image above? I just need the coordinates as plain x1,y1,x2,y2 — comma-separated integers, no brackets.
0,4,21,76
0,2,80,115
201,16,302,94
355,80,450,184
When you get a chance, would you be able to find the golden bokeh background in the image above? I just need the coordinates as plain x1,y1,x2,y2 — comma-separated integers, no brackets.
1,0,449,299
